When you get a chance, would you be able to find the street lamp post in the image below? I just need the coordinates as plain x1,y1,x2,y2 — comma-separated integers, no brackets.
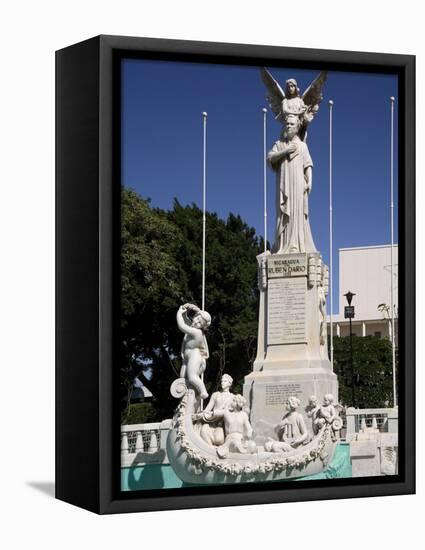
344,291,356,408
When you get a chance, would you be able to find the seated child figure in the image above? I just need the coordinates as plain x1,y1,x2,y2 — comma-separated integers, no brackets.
213,395,257,459
314,394,337,431
192,374,235,446
265,396,309,453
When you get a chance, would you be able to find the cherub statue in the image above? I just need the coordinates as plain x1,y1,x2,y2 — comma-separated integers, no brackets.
305,395,320,435
314,394,337,431
177,303,211,400
192,374,235,446
261,68,328,141
210,394,257,459
265,396,309,452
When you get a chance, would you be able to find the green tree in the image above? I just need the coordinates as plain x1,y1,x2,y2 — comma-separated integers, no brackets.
120,189,190,423
168,201,262,394
120,189,263,422
332,335,396,408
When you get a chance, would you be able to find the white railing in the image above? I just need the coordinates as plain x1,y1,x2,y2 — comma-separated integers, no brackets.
120,408,398,468
121,419,172,468
345,407,398,442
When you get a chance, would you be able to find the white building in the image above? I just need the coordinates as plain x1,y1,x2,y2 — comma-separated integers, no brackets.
327,244,398,345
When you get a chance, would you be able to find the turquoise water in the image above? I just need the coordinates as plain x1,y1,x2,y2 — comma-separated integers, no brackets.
121,443,352,491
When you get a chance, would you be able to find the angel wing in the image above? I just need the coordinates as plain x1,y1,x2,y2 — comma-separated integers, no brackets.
302,71,328,112
261,67,285,121
298,70,328,140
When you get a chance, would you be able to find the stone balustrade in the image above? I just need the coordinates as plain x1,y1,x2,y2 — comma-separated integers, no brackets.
121,408,399,477
345,407,398,442
121,419,172,468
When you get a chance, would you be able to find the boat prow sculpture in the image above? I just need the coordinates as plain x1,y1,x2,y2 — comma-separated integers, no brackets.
167,384,341,485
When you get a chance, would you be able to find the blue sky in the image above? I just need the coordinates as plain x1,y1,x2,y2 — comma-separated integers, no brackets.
121,58,398,314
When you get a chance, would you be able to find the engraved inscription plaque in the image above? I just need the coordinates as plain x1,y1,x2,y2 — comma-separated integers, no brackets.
267,254,307,279
267,277,306,345
265,383,303,406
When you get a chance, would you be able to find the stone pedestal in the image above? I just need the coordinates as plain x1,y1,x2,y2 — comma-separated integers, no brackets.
243,251,338,439
350,431,398,477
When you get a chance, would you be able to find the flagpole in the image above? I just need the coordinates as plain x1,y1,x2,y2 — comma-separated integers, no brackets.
329,100,334,369
200,112,207,410
202,112,207,311
390,96,397,408
262,108,268,252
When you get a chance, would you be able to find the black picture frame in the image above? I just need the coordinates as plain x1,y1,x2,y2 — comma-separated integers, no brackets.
56,34,415,514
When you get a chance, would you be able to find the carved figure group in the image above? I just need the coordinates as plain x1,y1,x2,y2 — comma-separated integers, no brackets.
192,376,256,458
261,68,327,254
306,394,338,435
173,304,340,467
192,374,235,446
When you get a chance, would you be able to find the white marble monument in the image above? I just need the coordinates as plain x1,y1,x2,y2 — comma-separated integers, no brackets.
243,69,338,441
166,69,341,485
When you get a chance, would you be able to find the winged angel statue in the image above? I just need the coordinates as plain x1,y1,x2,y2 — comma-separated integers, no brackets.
261,68,327,254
